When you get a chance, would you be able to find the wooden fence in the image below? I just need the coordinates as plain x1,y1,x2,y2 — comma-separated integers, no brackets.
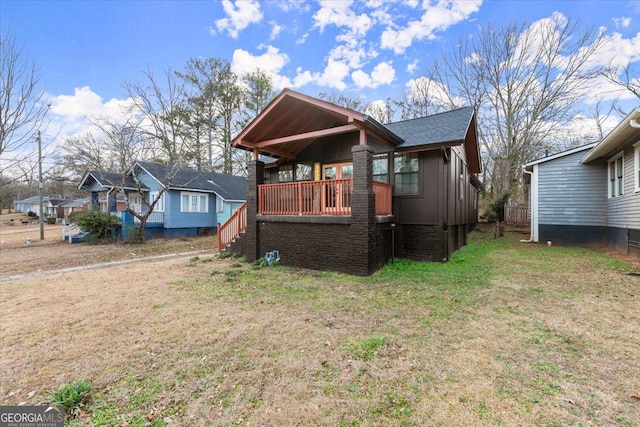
504,206,530,227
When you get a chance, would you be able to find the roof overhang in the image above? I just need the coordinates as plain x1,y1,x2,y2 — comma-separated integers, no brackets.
232,89,402,160
581,107,640,163
524,143,598,172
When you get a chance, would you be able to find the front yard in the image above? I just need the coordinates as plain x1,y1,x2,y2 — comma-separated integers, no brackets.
1,231,638,426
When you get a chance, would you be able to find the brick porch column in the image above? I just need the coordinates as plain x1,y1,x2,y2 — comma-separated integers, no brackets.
245,159,264,262
351,145,375,275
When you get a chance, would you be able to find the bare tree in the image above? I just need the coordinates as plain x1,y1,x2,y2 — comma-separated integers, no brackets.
117,161,191,242
58,132,110,178
392,76,462,120
0,31,48,176
603,61,640,101
124,67,190,165
90,115,150,174
364,99,395,124
427,16,606,199
317,92,365,111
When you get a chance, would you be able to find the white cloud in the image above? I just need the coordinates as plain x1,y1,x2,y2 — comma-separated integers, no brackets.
313,0,373,37
380,0,482,54
214,0,263,39
269,22,283,40
43,87,136,149
406,59,419,74
296,33,309,45
613,16,631,29
582,31,640,70
314,59,351,90
231,46,292,90
352,62,396,88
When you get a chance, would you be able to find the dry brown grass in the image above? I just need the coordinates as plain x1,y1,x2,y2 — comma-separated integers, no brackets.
1,229,639,426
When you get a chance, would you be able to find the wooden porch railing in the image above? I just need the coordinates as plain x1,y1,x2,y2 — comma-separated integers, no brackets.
258,179,393,216
217,202,247,252
373,180,392,215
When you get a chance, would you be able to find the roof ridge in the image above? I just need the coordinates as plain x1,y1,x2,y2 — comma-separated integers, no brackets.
387,106,472,126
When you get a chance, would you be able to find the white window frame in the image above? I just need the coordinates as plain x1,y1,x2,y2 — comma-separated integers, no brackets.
216,196,224,213
608,152,624,198
149,191,165,212
128,193,142,212
180,191,208,213
634,141,640,193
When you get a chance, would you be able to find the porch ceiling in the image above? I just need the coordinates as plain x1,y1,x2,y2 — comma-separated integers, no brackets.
233,89,399,160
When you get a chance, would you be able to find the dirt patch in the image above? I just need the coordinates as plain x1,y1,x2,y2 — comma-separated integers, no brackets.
0,214,216,277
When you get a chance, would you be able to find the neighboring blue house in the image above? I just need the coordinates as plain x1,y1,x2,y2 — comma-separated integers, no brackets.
524,108,640,257
78,161,247,239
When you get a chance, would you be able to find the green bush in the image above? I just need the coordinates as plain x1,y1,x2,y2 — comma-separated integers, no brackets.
47,217,56,224
68,211,121,241
51,379,92,413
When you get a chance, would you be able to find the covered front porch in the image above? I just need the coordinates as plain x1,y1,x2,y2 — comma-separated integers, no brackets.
258,179,392,216
228,89,404,275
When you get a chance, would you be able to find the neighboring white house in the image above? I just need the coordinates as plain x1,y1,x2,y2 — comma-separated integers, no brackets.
524,108,640,257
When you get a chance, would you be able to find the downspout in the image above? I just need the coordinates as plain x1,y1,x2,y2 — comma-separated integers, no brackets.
521,168,534,243
443,147,449,261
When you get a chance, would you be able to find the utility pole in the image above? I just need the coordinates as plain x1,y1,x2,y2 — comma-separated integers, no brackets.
38,130,44,241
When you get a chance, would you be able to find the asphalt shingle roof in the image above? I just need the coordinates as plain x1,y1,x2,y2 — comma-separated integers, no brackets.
385,107,474,149
86,170,142,189
136,161,248,201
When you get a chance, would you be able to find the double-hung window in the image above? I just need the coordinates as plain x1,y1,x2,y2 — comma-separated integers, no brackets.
181,192,208,213
608,153,624,198
149,191,165,212
394,152,419,194
373,154,389,183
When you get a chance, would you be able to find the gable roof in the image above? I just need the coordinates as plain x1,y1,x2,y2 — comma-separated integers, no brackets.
524,143,598,170
386,107,475,148
60,198,90,208
78,170,142,191
385,107,481,174
233,88,402,160
134,161,247,201
233,89,481,173
581,107,640,163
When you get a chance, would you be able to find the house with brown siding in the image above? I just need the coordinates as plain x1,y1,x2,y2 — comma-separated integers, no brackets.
220,89,481,276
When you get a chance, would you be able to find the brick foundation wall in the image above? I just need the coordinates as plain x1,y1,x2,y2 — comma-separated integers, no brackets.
256,220,389,276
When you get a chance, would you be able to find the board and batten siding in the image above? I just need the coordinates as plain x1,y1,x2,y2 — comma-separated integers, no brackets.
606,143,640,230
537,150,607,227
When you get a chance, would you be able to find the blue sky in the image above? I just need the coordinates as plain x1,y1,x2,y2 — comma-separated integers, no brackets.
1,0,639,145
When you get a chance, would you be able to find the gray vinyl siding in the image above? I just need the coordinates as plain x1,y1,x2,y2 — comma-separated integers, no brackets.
607,144,640,229
538,151,607,226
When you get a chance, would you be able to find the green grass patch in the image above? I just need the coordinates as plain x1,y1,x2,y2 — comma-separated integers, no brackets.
345,336,388,361
51,379,92,413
